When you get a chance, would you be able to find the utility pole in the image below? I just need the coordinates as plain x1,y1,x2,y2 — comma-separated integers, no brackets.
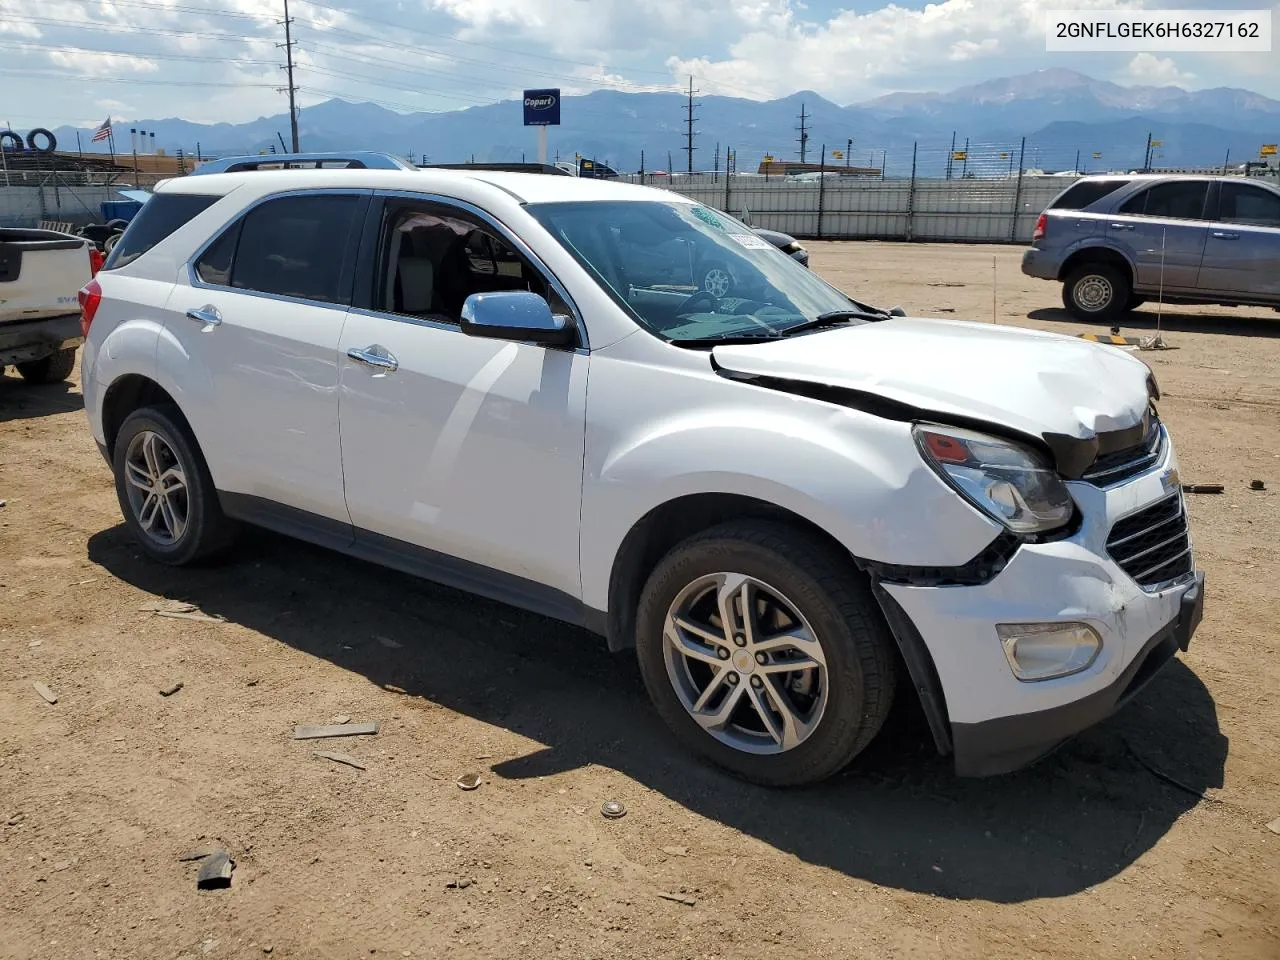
1143,132,1153,172
947,130,956,179
280,0,300,151
846,137,852,168
683,75,699,174
797,103,809,164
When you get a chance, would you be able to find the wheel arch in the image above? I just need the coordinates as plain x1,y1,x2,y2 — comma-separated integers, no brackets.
1058,245,1135,285
604,492,954,755
101,373,184,460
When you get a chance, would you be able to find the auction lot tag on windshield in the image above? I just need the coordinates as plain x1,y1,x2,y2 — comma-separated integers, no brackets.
729,233,772,250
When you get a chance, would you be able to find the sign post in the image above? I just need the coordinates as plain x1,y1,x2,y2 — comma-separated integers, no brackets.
523,88,560,165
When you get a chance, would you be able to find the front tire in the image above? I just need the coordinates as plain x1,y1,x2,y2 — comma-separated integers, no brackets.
635,521,897,786
1062,263,1130,323
112,405,237,565
16,347,77,384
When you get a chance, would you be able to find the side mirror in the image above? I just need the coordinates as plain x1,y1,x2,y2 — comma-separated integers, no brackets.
888,305,907,317
459,291,576,347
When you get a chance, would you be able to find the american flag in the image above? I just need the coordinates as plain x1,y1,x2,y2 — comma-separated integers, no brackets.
90,117,112,143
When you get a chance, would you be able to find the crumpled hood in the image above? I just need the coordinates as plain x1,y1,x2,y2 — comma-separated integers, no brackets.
711,317,1153,444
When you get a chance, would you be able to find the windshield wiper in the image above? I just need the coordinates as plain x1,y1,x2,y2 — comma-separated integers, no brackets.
773,309,890,337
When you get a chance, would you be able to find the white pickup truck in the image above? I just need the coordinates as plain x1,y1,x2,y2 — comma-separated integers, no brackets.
1,227,99,384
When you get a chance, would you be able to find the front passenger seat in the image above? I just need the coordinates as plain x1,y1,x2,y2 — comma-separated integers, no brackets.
397,257,435,315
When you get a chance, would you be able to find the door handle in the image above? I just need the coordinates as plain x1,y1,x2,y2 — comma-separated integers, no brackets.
1108,223,1135,231
1211,231,1239,240
347,345,398,372
186,305,222,326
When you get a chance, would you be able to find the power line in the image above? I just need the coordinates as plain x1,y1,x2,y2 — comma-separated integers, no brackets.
0,40,275,67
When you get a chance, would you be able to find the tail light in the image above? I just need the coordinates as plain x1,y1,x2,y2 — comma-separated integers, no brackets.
1032,213,1047,242
78,278,102,337
88,247,105,276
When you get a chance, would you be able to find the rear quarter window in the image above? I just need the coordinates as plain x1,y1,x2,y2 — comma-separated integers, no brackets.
1049,179,1133,211
102,193,220,270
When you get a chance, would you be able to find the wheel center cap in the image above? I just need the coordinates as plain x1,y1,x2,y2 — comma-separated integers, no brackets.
732,649,755,674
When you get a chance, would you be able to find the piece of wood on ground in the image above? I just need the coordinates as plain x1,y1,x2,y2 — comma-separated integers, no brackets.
313,751,366,771
155,610,226,624
1266,817,1280,836
32,682,58,705
657,891,697,906
139,601,197,613
293,722,379,740
159,682,184,697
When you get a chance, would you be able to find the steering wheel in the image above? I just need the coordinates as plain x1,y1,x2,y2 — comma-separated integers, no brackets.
679,290,720,315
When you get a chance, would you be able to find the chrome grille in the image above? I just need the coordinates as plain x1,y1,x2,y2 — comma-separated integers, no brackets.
1083,419,1164,487
1106,493,1193,589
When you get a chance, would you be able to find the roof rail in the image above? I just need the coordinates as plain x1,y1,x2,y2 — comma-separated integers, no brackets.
418,162,572,176
189,151,415,175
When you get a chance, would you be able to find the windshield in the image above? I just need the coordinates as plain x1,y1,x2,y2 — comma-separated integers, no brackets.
526,200,871,342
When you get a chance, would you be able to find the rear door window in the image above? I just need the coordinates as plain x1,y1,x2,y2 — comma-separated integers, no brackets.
196,193,363,306
1218,183,1280,226
103,193,220,269
1118,181,1209,220
1049,179,1132,210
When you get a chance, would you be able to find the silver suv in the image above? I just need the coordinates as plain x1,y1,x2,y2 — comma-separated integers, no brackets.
1022,174,1280,322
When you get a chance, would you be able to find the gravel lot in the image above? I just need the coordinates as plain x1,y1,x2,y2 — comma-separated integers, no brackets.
2,240,1277,960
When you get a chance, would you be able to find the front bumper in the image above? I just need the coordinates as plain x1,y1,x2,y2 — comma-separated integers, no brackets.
880,431,1203,776
0,313,83,366
1020,247,1058,280
951,571,1202,775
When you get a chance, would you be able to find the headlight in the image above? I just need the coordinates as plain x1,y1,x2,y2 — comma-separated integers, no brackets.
913,424,1073,534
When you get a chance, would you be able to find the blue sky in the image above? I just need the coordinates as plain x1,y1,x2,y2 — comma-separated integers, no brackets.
1,0,1277,127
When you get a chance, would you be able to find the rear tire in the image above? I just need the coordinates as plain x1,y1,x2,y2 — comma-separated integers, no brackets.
635,520,897,787
112,405,238,566
16,347,77,384
1062,263,1130,323
1126,295,1146,311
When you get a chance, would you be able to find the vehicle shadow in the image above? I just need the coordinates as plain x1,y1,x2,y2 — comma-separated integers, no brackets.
0,372,84,422
1028,306,1280,338
88,524,1227,905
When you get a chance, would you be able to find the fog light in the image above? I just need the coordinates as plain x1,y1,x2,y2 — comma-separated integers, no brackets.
996,622,1102,682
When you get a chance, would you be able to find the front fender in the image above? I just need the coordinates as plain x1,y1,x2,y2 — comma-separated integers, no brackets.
579,371,1001,612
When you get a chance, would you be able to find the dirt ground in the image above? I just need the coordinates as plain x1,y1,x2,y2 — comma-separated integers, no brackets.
2,241,1277,960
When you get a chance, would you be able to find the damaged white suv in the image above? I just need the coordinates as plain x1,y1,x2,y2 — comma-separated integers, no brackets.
80,165,1203,785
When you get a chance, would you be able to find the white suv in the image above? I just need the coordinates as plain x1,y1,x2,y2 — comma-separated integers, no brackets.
80,166,1204,785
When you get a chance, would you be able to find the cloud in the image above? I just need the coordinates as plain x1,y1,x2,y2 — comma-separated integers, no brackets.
1124,53,1195,86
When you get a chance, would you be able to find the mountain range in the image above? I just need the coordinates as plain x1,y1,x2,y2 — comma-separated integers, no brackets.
46,68,1280,176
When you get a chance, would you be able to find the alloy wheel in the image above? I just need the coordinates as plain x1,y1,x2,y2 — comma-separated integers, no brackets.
123,430,189,545
662,572,829,755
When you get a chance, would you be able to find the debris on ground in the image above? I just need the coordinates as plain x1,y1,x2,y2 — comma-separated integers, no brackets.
657,891,697,906
195,850,235,890
661,845,688,857
1266,818,1280,836
1182,484,1225,495
1139,334,1175,351
139,601,197,613
926,281,964,287
177,846,220,863
32,681,57,705
456,773,482,791
601,801,627,820
375,635,402,649
445,877,475,889
330,714,351,725
292,722,379,740
155,610,226,624
159,682,184,697
1251,480,1266,491
6,812,24,826
313,751,366,771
